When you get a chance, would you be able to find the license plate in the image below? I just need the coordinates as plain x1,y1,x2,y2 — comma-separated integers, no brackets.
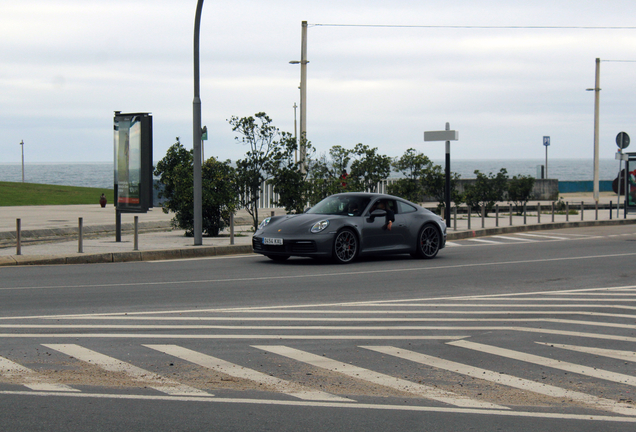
263,238,283,245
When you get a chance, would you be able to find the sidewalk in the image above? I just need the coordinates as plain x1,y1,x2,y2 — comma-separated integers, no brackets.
0,192,634,266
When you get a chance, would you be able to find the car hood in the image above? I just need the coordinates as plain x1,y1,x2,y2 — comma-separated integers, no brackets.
256,213,345,236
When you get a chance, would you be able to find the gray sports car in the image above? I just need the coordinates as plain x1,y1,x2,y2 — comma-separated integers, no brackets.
252,192,446,263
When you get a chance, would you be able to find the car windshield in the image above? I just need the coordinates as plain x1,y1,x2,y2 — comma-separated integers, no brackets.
306,196,371,216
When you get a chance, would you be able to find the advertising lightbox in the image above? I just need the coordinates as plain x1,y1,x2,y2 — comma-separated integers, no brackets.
113,112,153,212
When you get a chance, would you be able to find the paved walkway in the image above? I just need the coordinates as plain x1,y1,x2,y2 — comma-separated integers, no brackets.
0,192,634,266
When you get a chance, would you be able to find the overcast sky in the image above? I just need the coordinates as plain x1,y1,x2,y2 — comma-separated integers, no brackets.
2,0,636,165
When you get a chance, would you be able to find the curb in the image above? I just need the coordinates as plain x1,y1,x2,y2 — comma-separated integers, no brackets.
1,218,635,267
0,244,254,267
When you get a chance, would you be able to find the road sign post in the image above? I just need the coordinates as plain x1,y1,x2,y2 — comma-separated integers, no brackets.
424,124,459,227
543,136,550,178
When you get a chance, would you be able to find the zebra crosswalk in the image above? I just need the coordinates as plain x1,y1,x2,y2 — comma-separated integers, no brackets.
2,285,636,423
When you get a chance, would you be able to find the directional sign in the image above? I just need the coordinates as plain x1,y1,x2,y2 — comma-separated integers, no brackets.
543,136,550,147
424,130,458,142
616,132,630,149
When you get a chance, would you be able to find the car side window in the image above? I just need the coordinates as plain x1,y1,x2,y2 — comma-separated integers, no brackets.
397,201,417,214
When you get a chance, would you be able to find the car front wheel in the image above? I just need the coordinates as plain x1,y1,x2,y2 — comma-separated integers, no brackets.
415,224,440,259
333,229,358,264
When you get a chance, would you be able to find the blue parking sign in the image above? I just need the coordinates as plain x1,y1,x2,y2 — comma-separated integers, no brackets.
543,136,550,146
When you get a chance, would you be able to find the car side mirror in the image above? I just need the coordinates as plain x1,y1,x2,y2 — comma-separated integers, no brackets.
368,209,386,221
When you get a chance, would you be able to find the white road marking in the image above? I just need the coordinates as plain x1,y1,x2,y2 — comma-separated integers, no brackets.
0,318,634,330
444,241,462,247
1,390,634,423
0,355,79,392
42,344,212,397
536,342,636,363
4,284,636,322
491,235,537,242
0,334,469,340
362,345,636,416
448,340,636,387
514,233,570,240
253,345,508,410
143,344,353,402
466,238,502,244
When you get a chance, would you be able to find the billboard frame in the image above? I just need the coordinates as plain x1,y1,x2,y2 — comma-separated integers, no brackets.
113,112,153,213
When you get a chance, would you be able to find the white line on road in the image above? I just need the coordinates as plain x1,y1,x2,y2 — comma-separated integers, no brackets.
467,238,503,244
42,344,212,397
252,345,508,410
361,345,636,416
448,340,636,387
1,390,634,423
536,342,636,363
143,344,353,402
491,235,537,242
514,233,571,240
0,334,469,340
0,355,79,392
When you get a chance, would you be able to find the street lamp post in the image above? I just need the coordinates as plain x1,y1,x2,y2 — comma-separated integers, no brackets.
20,140,24,183
192,0,204,246
586,58,601,203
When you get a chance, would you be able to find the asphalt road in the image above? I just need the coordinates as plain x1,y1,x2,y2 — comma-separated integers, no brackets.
1,224,636,431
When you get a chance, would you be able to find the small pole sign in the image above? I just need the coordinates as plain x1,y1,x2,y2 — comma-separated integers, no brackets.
543,136,550,178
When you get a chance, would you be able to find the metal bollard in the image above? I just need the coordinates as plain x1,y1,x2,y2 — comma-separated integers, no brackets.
230,213,235,245
78,217,83,253
481,204,485,228
16,218,21,256
595,201,598,221
453,206,457,231
581,201,584,221
537,202,540,223
495,204,499,227
551,202,555,222
610,201,612,220
523,204,527,225
133,216,139,251
467,207,471,230
509,204,513,226
271,210,275,217
566,202,569,222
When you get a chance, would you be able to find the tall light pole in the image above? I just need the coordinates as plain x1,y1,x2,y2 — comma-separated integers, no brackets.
293,102,298,163
20,140,24,183
192,0,204,246
289,20,308,173
586,58,601,203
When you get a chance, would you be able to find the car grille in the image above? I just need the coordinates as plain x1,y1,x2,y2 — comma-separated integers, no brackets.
252,237,317,253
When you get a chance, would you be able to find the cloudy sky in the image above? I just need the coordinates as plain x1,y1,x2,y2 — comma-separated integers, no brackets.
2,0,636,165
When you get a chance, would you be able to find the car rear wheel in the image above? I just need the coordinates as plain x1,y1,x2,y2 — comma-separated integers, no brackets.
267,255,290,262
333,229,358,264
415,224,440,259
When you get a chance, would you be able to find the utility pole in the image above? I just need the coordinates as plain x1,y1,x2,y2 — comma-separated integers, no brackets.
588,58,601,203
299,21,308,172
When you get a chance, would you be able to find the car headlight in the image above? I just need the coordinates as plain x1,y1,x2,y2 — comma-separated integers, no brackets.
258,217,271,230
310,220,329,233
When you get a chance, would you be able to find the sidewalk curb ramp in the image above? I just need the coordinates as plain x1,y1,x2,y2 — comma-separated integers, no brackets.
0,218,634,267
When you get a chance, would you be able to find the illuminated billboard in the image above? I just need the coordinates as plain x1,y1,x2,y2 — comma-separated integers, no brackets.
113,112,153,212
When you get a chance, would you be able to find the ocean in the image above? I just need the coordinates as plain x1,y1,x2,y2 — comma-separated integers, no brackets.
0,159,625,190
